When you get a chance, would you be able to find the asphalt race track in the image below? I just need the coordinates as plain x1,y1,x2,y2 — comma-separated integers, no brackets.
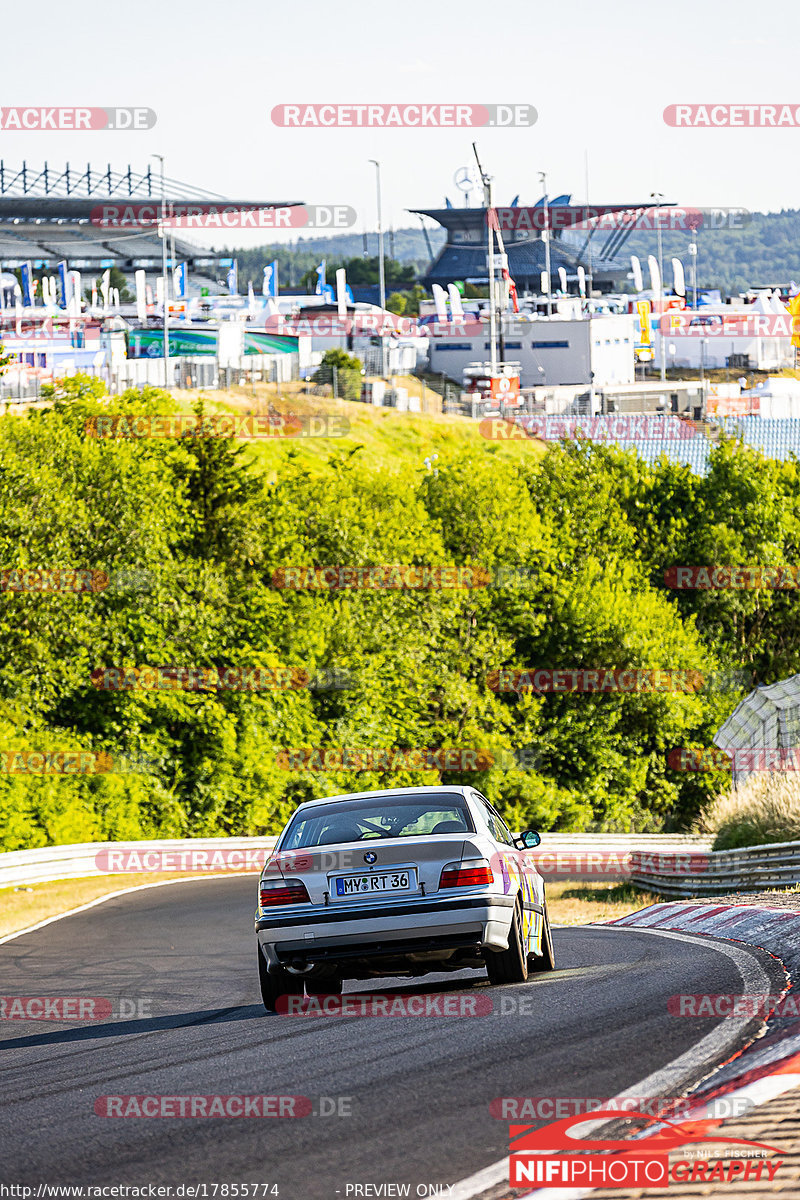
0,877,786,1200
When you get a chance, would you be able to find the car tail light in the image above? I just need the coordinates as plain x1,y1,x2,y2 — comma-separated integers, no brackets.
439,858,493,888
259,877,310,907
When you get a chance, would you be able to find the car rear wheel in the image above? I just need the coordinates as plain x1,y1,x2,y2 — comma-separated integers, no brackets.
485,899,528,985
529,902,556,973
258,946,305,1013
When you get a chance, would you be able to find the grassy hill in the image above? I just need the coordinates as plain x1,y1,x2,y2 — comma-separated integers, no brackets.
175,379,546,477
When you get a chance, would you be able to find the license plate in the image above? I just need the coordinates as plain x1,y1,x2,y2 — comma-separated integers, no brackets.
333,870,415,898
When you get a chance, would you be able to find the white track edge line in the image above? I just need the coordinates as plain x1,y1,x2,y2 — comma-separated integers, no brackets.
447,922,775,1200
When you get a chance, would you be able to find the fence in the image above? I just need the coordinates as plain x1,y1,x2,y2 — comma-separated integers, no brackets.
0,833,711,891
629,839,800,897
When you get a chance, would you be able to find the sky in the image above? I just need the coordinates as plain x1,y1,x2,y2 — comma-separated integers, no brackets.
1,0,798,251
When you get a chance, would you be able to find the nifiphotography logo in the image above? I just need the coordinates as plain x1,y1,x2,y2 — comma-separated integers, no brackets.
508,1109,783,1188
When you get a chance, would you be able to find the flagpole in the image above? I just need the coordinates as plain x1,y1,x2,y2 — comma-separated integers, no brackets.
369,159,387,377
152,154,169,390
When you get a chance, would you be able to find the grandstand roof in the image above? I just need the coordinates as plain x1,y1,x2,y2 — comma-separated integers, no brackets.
409,202,653,289
0,162,301,221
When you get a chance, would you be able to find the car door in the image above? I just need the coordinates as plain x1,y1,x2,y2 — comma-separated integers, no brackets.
472,791,543,950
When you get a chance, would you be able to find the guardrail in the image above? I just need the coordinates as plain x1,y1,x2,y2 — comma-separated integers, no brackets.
0,833,712,891
0,837,279,890
629,839,800,897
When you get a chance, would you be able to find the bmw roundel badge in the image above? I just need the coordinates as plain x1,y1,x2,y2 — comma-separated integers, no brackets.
364,851,377,864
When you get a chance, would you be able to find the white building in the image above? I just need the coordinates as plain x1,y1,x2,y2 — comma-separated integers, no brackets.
653,293,794,372
427,312,635,389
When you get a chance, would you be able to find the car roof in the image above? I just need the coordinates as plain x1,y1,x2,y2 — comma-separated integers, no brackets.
289,785,477,814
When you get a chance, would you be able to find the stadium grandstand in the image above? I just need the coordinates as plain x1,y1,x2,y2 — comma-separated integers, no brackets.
410,197,663,294
0,162,299,295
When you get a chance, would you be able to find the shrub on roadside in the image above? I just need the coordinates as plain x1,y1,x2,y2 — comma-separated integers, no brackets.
697,772,800,849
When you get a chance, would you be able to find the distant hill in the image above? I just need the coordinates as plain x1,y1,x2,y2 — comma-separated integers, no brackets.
223,210,800,295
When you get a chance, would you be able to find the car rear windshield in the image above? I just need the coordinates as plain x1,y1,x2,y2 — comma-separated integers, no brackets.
280,793,475,849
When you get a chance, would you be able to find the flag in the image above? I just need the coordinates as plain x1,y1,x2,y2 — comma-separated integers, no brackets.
577,266,586,298
647,254,661,296
672,258,686,298
262,260,278,297
335,268,349,318
227,260,238,296
247,281,256,318
174,262,187,299
557,267,568,294
431,283,448,321
68,271,82,317
315,261,326,294
502,268,519,313
58,260,70,309
630,255,644,293
100,269,111,311
447,283,464,317
135,270,147,322
788,292,800,349
20,262,33,307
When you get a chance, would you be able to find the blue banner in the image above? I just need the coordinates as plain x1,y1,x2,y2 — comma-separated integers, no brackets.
227,260,239,296
20,262,33,307
57,260,69,309
315,261,326,294
174,262,187,299
262,260,278,297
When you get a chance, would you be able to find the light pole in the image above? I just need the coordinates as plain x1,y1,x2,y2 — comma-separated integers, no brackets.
651,190,666,383
369,159,387,377
689,235,698,309
152,154,169,389
539,171,552,316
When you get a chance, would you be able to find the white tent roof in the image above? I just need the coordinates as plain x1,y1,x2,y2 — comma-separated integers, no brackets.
714,673,800,781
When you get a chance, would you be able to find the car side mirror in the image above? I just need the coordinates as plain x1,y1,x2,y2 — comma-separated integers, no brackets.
518,829,541,849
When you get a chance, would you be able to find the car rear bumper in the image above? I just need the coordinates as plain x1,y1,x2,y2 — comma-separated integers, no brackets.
255,892,517,968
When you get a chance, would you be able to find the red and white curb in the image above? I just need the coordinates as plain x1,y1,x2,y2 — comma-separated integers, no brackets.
451,901,800,1200
519,902,800,1198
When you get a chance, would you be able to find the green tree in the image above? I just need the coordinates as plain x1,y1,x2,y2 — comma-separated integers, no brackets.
313,348,363,400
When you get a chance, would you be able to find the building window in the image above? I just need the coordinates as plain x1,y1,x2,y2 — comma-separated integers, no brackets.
435,344,472,351
531,340,569,349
